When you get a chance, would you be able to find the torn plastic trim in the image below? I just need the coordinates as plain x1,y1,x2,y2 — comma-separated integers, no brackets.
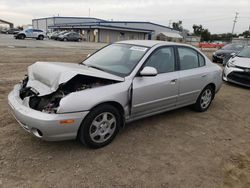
20,74,121,114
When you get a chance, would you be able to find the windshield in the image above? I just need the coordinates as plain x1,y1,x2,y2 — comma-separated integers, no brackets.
83,44,149,77
222,43,244,51
58,31,68,35
237,47,250,58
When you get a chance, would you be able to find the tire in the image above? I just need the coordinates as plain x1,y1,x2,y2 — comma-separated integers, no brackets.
63,38,67,41
78,104,122,149
38,35,44,40
19,34,25,40
193,85,214,112
78,38,81,42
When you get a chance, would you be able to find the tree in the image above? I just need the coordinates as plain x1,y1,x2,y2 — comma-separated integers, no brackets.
193,24,203,36
241,30,250,38
192,24,211,42
172,21,183,31
16,25,23,30
210,33,236,42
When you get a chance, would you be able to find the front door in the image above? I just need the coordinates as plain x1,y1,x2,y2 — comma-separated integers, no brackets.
131,46,179,117
25,29,33,38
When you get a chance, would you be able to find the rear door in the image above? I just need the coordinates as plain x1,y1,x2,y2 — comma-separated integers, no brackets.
131,46,179,117
33,30,40,38
176,46,208,106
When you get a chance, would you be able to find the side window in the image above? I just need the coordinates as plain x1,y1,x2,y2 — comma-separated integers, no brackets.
178,47,199,70
198,54,205,67
144,47,175,74
26,29,33,33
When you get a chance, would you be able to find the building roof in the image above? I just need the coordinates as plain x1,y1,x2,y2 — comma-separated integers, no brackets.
48,22,154,33
158,32,183,39
33,16,179,32
32,16,106,22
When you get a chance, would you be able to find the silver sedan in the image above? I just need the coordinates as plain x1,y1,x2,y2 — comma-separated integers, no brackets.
8,40,222,148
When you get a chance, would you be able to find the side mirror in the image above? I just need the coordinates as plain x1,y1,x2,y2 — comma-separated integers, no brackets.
140,66,157,77
87,54,91,58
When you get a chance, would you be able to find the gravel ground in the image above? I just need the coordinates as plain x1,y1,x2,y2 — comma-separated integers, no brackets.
0,34,250,188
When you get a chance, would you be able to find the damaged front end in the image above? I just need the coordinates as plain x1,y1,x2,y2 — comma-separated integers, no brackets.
19,75,118,114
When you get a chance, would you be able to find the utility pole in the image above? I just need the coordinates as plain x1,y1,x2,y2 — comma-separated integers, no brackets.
231,12,239,36
169,20,172,27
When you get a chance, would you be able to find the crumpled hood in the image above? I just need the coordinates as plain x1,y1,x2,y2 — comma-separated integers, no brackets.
27,61,124,96
230,57,250,68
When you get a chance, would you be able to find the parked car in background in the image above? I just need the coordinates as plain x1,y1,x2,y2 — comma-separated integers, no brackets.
57,32,82,42
8,40,222,148
212,43,245,64
15,29,46,40
223,46,250,87
6,28,21,35
47,31,60,39
1,28,8,34
53,31,69,40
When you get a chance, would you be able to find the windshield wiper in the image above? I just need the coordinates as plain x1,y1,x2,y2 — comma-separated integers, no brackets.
87,65,106,72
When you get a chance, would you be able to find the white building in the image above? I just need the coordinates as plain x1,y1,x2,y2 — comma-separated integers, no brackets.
32,16,181,43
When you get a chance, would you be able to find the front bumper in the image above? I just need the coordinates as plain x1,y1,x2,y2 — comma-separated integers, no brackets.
213,55,224,63
8,84,89,141
223,66,250,87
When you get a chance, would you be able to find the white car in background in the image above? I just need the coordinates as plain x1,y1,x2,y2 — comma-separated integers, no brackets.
15,29,46,40
223,46,250,87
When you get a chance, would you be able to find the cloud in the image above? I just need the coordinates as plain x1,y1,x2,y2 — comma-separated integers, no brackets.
0,0,249,33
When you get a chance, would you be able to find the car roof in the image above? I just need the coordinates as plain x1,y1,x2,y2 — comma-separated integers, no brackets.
116,40,189,48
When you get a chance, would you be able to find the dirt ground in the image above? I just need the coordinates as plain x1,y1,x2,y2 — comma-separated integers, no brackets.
0,35,250,188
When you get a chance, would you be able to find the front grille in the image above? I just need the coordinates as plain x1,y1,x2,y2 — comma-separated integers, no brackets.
227,71,250,86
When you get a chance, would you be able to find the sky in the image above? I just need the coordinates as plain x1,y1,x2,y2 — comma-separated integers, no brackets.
0,0,250,34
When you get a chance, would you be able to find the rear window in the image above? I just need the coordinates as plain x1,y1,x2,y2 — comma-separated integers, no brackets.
34,29,43,32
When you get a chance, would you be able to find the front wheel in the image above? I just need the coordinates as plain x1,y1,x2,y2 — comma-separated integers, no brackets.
78,104,122,149
193,85,214,112
19,34,25,40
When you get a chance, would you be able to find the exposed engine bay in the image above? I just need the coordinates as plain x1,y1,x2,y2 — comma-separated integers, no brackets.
19,75,118,113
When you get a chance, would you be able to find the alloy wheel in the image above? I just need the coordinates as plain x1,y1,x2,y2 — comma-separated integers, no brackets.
200,89,212,109
89,112,116,143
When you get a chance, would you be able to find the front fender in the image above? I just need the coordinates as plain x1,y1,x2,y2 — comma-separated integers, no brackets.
57,81,131,113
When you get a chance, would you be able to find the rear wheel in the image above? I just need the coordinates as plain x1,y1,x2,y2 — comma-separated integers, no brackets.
63,38,67,41
38,35,44,40
193,85,214,112
78,104,121,149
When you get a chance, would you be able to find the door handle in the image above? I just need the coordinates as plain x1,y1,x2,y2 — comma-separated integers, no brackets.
201,74,207,77
170,79,177,84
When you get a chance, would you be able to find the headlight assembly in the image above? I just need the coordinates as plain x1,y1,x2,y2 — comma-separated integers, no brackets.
227,60,236,68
